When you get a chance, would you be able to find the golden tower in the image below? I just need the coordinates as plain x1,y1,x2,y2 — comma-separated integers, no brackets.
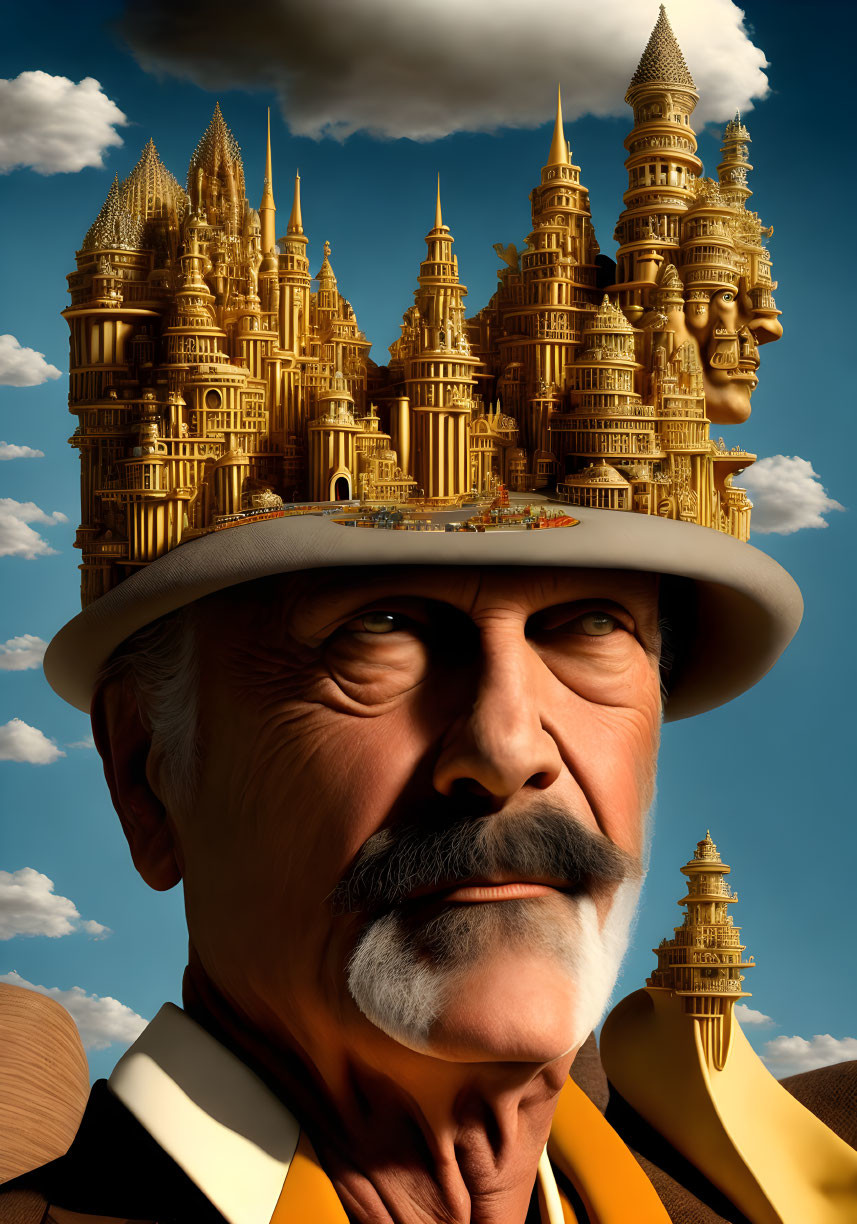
389,182,482,501
601,835,857,1221
471,88,602,489
613,4,702,318
552,295,658,512
648,831,753,1069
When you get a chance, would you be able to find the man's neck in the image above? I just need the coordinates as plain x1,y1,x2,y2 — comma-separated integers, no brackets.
182,964,572,1224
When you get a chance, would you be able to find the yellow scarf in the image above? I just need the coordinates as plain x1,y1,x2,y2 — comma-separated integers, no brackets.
270,1077,670,1223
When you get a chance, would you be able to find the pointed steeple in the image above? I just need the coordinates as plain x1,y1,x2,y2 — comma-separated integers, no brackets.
81,175,143,252
260,109,275,209
121,138,186,226
259,108,277,253
434,174,444,231
187,102,246,227
315,239,337,292
546,84,570,167
629,5,695,91
287,170,303,235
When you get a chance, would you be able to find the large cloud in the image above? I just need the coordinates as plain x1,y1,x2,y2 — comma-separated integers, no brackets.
0,72,127,174
0,442,45,460
762,1034,857,1078
0,498,68,558
0,634,47,671
118,0,769,140
0,868,110,940
0,335,61,386
743,456,845,535
0,718,65,764
0,970,146,1051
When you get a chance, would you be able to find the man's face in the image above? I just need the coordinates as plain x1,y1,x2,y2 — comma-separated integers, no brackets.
684,279,783,425
160,565,662,1072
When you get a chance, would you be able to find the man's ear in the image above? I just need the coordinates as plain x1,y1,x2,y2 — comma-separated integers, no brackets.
91,677,182,892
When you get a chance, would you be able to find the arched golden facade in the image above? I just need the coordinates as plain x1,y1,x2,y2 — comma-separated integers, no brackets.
64,7,781,605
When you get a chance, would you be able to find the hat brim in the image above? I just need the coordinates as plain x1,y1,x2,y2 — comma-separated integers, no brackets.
44,507,802,722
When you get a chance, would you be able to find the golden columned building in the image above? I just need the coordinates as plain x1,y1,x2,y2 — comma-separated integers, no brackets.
64,7,781,604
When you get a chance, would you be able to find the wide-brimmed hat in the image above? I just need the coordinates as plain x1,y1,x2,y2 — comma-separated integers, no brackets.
44,504,802,723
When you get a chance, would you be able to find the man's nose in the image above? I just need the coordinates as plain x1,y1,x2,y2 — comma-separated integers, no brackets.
432,630,563,803
747,315,783,346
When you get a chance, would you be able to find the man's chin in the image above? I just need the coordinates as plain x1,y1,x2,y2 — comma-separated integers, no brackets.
420,951,586,1064
703,376,755,425
346,886,640,1062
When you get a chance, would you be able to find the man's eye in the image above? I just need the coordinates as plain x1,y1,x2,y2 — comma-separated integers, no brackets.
350,612,408,635
720,292,734,302
572,611,619,637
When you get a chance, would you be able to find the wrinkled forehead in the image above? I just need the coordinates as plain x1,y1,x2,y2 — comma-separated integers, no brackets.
195,564,662,640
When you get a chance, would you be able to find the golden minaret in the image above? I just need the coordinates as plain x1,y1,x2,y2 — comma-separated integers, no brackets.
647,831,752,1069
259,108,276,257
389,181,482,500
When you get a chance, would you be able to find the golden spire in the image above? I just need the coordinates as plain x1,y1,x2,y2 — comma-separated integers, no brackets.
261,109,275,208
628,5,695,91
546,84,569,167
81,174,142,252
434,174,443,231
120,139,186,226
287,170,303,235
259,108,276,253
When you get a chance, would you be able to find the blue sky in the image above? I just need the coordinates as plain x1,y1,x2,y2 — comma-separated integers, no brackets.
1,0,854,1083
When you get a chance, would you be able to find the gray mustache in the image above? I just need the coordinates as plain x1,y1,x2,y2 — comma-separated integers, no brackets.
331,805,637,917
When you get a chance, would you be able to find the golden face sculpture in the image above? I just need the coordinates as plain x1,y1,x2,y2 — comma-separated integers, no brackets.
684,278,783,425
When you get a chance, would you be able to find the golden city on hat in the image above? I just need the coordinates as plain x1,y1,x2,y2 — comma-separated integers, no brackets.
45,4,801,721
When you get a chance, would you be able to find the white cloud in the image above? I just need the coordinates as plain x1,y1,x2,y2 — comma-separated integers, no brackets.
762,1034,857,1078
0,72,127,174
743,456,845,535
67,734,96,750
0,442,45,460
0,634,47,671
0,970,145,1050
120,0,769,141
0,498,68,558
0,868,110,940
735,1003,774,1026
0,718,65,764
0,335,61,386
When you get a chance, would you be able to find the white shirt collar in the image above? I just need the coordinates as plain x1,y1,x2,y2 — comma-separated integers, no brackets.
108,1003,300,1224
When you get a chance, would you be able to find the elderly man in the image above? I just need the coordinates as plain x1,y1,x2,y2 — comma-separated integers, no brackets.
3,9,855,1216
10,500,857,1224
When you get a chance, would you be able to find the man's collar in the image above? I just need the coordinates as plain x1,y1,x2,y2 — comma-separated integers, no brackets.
108,1003,301,1224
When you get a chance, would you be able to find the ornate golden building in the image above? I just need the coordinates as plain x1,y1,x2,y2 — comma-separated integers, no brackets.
65,6,780,604
648,831,753,1068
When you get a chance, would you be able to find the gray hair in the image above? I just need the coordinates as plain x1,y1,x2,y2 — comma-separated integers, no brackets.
97,606,200,812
